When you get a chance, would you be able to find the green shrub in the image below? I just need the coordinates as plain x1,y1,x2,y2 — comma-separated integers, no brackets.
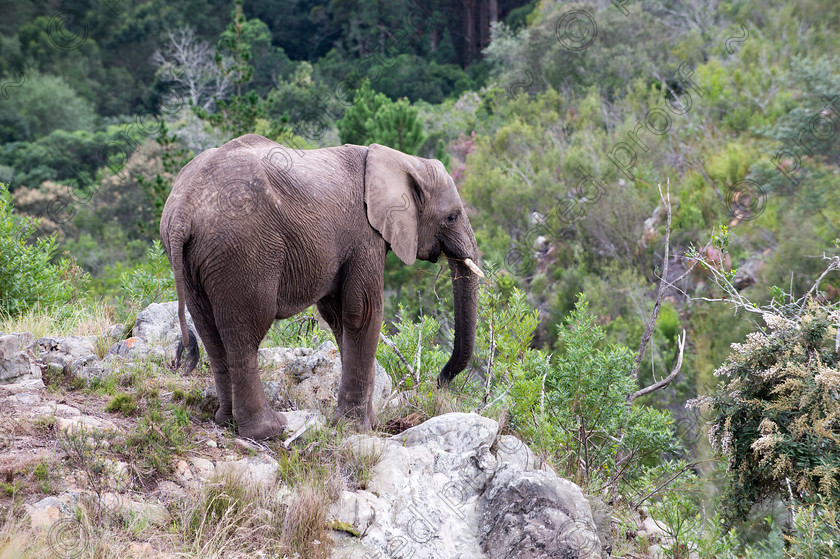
509,294,679,490
104,393,137,416
116,240,175,320
0,183,85,316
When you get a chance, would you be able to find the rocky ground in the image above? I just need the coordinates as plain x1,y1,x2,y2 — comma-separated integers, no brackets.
0,302,672,558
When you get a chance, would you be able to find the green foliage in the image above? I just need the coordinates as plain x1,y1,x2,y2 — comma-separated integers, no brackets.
117,404,189,480
136,122,193,235
474,264,541,395
0,123,149,191
0,183,84,316
0,71,96,143
194,1,270,139
105,393,138,417
116,240,175,320
262,306,331,350
783,501,840,558
376,304,449,391
337,83,426,154
510,295,679,489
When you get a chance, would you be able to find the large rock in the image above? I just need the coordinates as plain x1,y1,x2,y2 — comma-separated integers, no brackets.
286,341,392,412
0,333,41,385
133,302,199,347
105,336,165,363
32,336,96,374
215,455,279,489
329,413,603,559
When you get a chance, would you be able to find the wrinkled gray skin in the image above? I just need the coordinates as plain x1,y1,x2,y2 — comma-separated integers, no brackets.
160,134,480,439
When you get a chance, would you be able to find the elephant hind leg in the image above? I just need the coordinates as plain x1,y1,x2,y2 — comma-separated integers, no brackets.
316,295,343,353
185,289,233,426
217,300,287,440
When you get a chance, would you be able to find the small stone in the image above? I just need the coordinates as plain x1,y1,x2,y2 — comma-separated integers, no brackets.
215,455,279,489
56,415,118,433
156,481,187,500
25,496,63,530
206,440,217,448
174,459,193,483
234,438,260,453
189,457,215,480
100,493,171,526
13,392,40,406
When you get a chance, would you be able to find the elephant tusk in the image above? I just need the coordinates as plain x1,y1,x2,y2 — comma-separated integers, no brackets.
463,258,485,278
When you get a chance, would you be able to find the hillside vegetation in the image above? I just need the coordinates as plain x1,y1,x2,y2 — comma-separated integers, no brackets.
1,0,840,556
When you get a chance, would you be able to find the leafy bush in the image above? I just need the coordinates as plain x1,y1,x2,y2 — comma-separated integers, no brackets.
0,70,96,143
116,240,175,320
0,183,84,316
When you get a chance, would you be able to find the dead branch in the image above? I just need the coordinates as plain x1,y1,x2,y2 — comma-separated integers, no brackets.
632,180,672,381
379,332,414,379
629,329,686,402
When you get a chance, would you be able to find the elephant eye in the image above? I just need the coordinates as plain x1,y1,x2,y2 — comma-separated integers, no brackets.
447,212,459,224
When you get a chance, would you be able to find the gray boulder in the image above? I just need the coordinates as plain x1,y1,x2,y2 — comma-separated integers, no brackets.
32,336,97,374
285,341,391,412
70,354,106,382
0,333,41,385
133,301,199,347
105,336,164,362
478,465,602,558
329,413,603,559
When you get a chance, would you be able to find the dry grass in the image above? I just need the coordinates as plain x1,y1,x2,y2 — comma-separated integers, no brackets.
0,301,115,339
179,466,340,559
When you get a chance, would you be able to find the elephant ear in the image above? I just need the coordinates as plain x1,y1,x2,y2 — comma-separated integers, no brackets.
365,143,432,265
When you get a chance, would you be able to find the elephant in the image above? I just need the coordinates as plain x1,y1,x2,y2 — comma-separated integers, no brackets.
160,134,483,440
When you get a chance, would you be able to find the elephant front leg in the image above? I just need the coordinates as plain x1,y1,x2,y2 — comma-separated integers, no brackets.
335,286,383,431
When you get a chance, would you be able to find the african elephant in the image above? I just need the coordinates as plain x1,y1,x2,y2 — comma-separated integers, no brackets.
160,134,482,440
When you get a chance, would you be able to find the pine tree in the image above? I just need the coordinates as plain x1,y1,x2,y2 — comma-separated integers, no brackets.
336,82,385,145
337,83,426,155
368,97,426,155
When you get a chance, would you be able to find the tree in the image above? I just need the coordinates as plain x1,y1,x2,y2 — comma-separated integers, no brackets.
152,26,233,113
194,0,267,139
337,83,426,154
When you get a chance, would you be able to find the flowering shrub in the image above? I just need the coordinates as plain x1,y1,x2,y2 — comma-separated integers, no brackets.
706,303,840,522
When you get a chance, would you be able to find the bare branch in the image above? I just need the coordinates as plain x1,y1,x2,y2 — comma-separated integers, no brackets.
379,332,414,379
629,329,686,402
632,180,672,381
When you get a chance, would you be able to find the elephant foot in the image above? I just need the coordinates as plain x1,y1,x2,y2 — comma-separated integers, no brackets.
333,402,378,432
237,406,288,440
214,407,234,427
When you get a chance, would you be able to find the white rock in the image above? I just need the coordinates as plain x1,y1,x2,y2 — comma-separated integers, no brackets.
133,302,199,348
215,455,279,489
100,492,171,526
12,392,40,406
105,337,164,362
258,347,297,370
25,496,62,529
189,457,216,481
32,336,96,373
0,378,45,393
56,415,119,433
0,333,41,385
329,412,603,559
285,341,392,413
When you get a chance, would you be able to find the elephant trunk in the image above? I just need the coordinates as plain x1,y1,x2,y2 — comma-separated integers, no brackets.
438,254,480,387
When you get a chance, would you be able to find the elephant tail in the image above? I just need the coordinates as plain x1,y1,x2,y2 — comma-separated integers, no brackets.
169,227,200,374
